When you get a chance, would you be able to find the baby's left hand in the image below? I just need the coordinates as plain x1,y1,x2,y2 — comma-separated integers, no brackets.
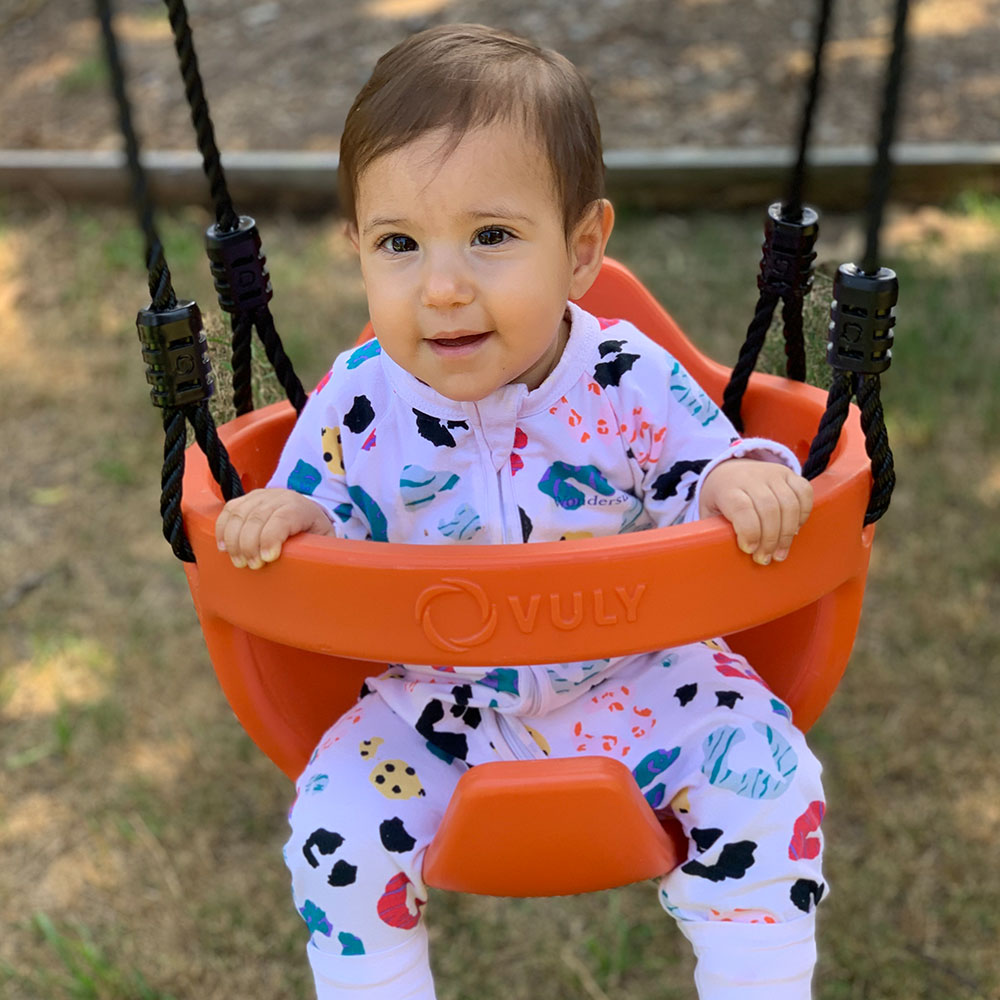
699,459,814,565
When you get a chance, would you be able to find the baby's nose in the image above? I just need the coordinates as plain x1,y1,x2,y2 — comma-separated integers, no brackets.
421,253,474,307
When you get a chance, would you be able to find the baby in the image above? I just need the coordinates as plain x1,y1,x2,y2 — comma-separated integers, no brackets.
216,23,825,1000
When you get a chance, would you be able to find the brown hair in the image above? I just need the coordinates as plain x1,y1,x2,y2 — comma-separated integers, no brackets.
338,23,605,233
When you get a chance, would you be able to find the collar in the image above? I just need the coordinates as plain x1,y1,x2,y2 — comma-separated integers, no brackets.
377,301,602,420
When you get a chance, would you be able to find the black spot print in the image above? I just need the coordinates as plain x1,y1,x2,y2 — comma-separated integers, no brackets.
416,700,469,761
327,860,358,887
303,829,345,868
593,351,640,388
681,840,757,882
791,878,826,913
344,395,375,434
650,459,711,502
675,683,698,707
690,827,723,854
519,506,533,542
598,339,628,357
413,409,468,447
380,818,417,854
716,690,744,710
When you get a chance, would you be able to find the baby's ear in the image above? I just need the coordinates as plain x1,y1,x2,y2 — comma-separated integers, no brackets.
568,199,615,300
345,220,360,252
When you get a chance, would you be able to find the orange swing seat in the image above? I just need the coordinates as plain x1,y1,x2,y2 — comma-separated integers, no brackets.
180,257,874,897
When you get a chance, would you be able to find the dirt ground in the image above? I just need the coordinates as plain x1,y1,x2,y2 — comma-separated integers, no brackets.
2,0,999,156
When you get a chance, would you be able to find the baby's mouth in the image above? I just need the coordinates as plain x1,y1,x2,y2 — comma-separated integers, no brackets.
428,331,491,352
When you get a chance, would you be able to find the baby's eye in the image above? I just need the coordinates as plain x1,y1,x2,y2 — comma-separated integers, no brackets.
474,227,510,246
378,234,418,253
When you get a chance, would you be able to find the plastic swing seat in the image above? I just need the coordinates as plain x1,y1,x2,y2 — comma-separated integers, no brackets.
180,257,874,897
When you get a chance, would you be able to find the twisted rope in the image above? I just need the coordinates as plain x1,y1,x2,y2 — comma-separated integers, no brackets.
163,0,238,231
160,410,195,561
722,288,781,432
162,0,307,415
855,374,895,524
256,306,309,414
862,0,910,275
801,370,853,481
98,0,245,561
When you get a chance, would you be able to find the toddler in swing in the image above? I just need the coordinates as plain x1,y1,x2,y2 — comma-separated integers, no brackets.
216,23,826,1000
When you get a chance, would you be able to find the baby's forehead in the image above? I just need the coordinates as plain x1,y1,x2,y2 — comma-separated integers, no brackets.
357,121,561,208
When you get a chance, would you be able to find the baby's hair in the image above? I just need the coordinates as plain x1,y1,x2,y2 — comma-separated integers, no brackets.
338,23,605,234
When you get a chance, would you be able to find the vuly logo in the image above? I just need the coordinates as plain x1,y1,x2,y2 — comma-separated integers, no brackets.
416,578,646,653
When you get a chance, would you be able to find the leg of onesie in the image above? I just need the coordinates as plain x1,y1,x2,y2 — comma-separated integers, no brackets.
528,642,826,1000
284,687,466,1000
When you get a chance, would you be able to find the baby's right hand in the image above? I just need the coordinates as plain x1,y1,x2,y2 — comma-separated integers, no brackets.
215,488,334,569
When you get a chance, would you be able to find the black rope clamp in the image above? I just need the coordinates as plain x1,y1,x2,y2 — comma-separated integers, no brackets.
205,215,273,313
827,263,897,374
137,300,215,407
758,203,820,299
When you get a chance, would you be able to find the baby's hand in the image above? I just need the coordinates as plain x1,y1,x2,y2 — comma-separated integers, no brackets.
215,488,334,569
698,459,813,565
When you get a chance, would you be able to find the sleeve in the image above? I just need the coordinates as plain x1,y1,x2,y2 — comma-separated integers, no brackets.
265,361,370,541
606,328,800,528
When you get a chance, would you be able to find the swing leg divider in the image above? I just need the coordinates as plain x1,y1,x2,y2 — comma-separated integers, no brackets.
422,757,688,897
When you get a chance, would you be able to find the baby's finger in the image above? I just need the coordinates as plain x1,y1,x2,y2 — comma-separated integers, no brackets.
714,489,761,555
236,505,273,569
791,475,815,528
771,481,805,562
257,509,297,563
221,499,252,567
749,488,782,564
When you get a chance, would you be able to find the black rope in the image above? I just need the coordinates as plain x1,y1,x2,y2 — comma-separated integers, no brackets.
162,0,238,231
161,0,307,416
722,289,781,432
862,0,910,275
160,409,195,561
800,1,909,525
722,1,833,428
97,0,245,562
784,0,835,222
96,0,176,311
190,403,244,502
256,306,309,414
855,374,895,524
780,293,807,383
802,370,853,481
230,309,254,417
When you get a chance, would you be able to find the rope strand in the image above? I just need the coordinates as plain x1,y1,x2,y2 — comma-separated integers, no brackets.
784,0,834,221
862,0,910,274
722,288,781,432
163,0,238,231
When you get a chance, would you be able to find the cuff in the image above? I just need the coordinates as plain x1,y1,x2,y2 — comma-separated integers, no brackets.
678,914,817,1000
684,437,803,525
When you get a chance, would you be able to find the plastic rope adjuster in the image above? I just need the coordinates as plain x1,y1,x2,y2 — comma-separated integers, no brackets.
758,202,820,299
827,263,897,374
205,215,274,313
137,300,215,407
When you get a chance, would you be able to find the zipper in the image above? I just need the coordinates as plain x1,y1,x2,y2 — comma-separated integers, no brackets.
495,711,541,761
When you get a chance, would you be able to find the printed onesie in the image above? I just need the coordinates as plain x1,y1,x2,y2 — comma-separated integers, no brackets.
271,302,827,999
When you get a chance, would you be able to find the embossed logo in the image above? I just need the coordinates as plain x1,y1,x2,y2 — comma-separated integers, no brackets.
416,578,499,652
416,580,647,652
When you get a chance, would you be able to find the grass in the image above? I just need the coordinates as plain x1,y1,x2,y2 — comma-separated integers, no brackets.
0,191,998,999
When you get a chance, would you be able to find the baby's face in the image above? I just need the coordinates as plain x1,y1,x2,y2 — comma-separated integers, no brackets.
350,121,597,401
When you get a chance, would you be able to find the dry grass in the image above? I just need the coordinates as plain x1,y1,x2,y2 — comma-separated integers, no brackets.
1,193,998,999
